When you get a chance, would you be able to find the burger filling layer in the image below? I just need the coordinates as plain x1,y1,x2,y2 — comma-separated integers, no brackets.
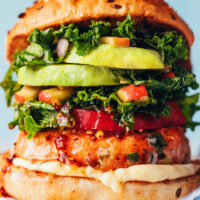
1,16,199,139
1,16,200,181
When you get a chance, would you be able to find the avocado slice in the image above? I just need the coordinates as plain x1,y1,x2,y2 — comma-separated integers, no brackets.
18,64,120,86
64,44,164,70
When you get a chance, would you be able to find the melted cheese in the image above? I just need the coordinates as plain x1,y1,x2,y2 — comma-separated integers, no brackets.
13,158,200,193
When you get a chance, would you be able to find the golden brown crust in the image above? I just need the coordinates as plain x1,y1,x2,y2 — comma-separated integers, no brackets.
0,152,200,200
6,0,194,62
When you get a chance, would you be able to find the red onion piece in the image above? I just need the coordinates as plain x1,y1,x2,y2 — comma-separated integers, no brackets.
57,115,69,126
57,39,69,57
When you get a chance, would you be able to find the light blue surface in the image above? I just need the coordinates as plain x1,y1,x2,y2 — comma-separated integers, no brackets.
182,187,200,200
0,0,199,156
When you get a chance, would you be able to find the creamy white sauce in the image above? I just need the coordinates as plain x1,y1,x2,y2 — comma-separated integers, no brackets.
13,158,200,193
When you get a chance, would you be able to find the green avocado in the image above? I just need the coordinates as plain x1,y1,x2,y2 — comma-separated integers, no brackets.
64,44,164,69
18,64,121,86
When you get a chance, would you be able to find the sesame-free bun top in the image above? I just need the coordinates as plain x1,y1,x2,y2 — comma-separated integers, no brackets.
6,0,194,62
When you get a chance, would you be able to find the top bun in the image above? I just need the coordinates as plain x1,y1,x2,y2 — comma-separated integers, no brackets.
6,0,194,62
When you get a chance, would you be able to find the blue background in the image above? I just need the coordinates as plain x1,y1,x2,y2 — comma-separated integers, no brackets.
0,0,199,157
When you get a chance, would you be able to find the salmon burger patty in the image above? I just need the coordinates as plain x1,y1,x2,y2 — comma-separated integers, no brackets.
14,126,190,171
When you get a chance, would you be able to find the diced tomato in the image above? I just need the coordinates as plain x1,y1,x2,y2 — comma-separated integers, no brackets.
101,37,130,47
163,72,175,80
117,84,148,102
71,101,186,132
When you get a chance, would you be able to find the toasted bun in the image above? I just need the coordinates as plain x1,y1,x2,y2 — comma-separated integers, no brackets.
6,0,194,62
0,152,200,200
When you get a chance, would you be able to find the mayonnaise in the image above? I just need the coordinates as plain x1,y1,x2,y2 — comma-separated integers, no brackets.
13,158,200,193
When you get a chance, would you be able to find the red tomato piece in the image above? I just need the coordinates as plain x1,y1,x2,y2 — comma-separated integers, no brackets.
71,101,186,132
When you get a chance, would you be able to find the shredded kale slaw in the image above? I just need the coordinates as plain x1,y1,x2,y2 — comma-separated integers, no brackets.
1,16,199,139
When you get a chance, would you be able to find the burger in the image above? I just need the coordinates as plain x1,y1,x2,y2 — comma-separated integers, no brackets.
0,0,200,199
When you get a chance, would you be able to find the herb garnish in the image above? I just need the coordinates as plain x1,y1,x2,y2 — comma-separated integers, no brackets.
0,65,21,106
148,133,168,152
127,152,139,163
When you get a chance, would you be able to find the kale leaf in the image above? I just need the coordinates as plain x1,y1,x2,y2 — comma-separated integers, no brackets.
112,15,136,45
9,101,58,139
164,73,196,91
142,31,188,65
64,21,111,56
14,28,55,67
0,65,21,106
127,152,139,163
178,94,200,130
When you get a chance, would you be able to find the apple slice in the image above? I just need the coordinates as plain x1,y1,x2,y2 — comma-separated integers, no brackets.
15,86,41,104
39,87,76,105
101,37,130,47
117,84,148,102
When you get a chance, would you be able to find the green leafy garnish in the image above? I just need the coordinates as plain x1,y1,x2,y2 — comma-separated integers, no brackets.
164,73,196,91
112,15,136,45
178,94,200,130
148,133,168,152
9,101,58,139
127,152,139,163
64,22,111,56
14,28,54,67
0,65,21,106
142,31,188,65
24,116,42,139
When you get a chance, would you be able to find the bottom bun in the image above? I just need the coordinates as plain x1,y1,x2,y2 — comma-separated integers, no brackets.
0,153,200,200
